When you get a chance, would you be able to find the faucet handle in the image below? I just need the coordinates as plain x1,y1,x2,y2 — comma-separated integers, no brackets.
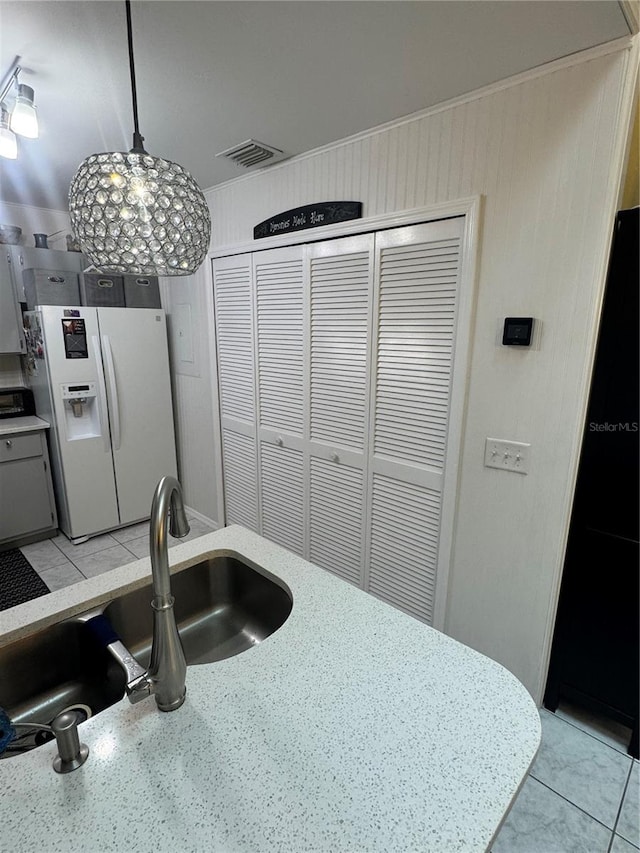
126,673,153,704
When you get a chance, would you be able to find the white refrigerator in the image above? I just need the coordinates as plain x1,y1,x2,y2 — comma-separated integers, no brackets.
25,305,177,543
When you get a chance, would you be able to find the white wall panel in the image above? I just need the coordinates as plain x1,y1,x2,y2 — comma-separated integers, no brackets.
0,202,70,250
201,46,636,703
161,265,218,525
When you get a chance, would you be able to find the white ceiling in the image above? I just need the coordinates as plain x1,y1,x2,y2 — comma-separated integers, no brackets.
0,1,630,211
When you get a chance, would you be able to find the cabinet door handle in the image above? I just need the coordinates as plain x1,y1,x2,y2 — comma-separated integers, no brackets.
5,439,13,448
275,436,284,447
47,276,65,283
331,452,340,463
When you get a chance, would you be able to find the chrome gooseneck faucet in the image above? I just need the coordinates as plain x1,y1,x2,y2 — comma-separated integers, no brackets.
127,475,190,711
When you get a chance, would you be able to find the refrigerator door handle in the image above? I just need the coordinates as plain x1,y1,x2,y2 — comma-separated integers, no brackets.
102,334,122,452
92,335,111,454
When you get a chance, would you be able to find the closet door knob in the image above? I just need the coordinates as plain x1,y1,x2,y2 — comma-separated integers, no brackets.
330,452,340,463
275,436,284,447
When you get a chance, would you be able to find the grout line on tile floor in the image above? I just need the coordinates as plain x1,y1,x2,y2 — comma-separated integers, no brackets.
609,762,637,851
528,772,624,833
541,707,633,757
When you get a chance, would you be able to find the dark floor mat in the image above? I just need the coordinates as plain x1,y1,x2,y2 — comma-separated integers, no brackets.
0,549,50,612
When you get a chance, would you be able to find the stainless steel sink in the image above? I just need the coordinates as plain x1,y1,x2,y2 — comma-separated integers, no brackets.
0,553,292,757
0,620,126,757
104,555,293,667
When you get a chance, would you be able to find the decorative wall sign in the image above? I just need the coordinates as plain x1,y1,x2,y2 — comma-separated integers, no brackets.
254,201,363,239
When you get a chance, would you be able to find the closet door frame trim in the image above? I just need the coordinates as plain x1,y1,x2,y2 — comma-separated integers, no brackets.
208,196,481,631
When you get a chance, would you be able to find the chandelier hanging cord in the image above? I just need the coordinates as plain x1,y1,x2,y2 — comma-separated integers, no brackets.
125,0,145,153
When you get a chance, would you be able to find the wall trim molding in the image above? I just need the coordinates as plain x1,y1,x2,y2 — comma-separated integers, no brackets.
210,197,481,259
619,1,640,34
184,505,219,531
0,199,68,218
537,35,640,703
203,254,226,533
205,36,632,202
433,198,482,629
207,196,482,632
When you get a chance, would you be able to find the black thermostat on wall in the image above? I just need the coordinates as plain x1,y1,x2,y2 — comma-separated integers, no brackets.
503,317,534,346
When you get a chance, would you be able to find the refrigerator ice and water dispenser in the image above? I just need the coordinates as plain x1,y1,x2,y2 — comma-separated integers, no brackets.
60,383,102,441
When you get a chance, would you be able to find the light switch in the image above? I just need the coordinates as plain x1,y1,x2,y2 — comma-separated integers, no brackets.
484,438,530,474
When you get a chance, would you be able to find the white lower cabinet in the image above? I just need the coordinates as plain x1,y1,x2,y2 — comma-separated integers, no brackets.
212,216,465,626
0,428,57,546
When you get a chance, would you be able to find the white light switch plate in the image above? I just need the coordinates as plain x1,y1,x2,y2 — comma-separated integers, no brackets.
484,438,531,474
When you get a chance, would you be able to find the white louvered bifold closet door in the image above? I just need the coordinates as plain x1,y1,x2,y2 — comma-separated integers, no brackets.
213,216,467,627
254,247,306,555
307,234,374,586
365,218,465,624
212,253,259,531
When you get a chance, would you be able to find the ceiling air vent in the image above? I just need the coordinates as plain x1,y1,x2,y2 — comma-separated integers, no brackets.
215,139,288,170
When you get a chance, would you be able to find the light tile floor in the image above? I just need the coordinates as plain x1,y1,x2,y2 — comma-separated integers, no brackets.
19,511,216,593
493,703,639,853
18,529,640,852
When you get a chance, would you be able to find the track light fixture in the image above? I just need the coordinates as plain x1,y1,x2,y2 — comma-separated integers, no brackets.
68,0,211,276
0,63,39,160
10,84,38,138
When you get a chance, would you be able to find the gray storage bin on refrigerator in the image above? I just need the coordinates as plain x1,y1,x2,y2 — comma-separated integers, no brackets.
23,269,80,310
123,274,161,308
79,273,125,307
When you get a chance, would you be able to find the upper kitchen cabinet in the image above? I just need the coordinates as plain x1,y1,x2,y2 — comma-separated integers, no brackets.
0,246,86,355
0,249,25,354
8,245,85,303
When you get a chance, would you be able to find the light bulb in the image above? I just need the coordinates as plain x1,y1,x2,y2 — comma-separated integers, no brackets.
0,125,17,159
10,84,38,139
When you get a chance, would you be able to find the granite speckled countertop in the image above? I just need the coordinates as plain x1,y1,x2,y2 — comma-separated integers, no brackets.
0,525,540,853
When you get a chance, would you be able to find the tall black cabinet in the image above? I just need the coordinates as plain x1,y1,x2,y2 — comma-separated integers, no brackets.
544,207,639,758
